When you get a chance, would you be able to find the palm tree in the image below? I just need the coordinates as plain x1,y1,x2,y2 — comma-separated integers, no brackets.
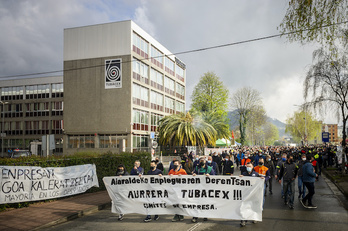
158,112,217,147
200,110,230,139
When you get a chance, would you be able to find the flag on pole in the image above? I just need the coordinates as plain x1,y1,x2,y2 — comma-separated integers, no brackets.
231,130,235,140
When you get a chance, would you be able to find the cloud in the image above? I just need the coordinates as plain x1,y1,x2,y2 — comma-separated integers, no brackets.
0,0,337,124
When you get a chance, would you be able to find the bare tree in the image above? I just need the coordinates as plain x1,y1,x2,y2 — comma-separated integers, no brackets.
231,87,263,145
304,47,348,173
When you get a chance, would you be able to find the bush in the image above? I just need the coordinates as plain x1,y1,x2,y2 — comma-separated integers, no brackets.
0,151,151,212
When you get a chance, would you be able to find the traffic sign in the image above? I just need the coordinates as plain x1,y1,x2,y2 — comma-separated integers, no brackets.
322,132,329,143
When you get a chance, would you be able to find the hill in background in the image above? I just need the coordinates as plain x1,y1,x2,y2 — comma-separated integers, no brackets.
227,110,287,138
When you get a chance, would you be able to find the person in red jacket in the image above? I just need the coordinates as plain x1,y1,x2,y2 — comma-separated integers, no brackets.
169,160,187,222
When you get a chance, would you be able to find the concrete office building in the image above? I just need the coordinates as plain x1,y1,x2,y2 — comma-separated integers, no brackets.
0,76,64,157
63,20,186,155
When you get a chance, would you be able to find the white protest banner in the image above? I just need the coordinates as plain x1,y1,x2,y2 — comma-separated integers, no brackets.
103,175,264,221
0,164,99,204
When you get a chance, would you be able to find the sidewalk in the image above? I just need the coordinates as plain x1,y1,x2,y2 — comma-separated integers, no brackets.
0,191,111,231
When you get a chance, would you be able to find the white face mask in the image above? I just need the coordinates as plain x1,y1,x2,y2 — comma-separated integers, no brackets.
302,158,306,161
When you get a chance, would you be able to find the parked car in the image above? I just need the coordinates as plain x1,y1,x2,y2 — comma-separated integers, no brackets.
11,150,31,158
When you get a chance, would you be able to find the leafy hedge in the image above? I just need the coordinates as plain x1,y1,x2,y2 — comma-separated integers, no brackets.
0,151,151,212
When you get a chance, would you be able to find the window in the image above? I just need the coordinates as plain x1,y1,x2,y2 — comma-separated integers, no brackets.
132,32,149,58
68,135,95,149
132,109,149,131
176,83,185,100
52,102,64,116
164,76,175,96
151,46,163,69
151,113,163,132
150,90,163,111
25,120,49,135
99,134,127,148
176,64,185,82
132,84,149,107
150,68,164,91
1,103,23,118
25,102,49,117
52,83,63,98
165,97,175,114
176,101,185,114
165,56,175,76
133,59,149,84
1,86,24,100
25,84,50,99
133,134,149,150
52,120,63,134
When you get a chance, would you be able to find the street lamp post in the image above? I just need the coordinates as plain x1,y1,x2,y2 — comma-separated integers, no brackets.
1,101,9,157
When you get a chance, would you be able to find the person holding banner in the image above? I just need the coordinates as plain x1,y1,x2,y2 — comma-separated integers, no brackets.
191,157,215,223
169,160,187,222
253,158,270,208
115,164,129,221
239,162,264,227
130,160,144,176
144,160,163,222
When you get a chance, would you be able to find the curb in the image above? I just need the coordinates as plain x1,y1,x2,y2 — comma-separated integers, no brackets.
322,170,348,198
322,170,348,211
31,202,111,231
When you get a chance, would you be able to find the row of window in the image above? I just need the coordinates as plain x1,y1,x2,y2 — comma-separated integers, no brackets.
132,83,185,113
132,32,185,80
1,83,63,100
68,134,152,149
0,120,63,135
0,138,63,153
133,59,185,98
1,102,63,118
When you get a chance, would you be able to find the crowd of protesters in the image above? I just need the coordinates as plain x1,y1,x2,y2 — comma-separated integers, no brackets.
115,144,347,226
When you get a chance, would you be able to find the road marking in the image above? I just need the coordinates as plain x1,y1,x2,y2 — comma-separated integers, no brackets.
187,222,202,231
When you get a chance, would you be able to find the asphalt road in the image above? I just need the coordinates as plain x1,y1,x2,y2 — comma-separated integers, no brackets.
41,170,348,231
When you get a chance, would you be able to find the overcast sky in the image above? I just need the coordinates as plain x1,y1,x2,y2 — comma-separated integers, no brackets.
0,0,337,124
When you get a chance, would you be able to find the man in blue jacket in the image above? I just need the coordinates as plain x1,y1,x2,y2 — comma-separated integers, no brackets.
300,154,318,209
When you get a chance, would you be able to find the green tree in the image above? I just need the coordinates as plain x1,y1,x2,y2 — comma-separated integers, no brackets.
191,72,229,114
247,105,267,145
304,46,348,173
190,110,230,140
231,87,263,145
285,111,321,144
158,112,217,147
264,122,280,146
278,0,348,48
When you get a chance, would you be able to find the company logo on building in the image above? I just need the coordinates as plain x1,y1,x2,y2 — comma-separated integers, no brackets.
105,59,122,89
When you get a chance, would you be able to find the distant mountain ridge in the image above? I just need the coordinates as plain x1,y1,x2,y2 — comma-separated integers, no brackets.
227,110,287,137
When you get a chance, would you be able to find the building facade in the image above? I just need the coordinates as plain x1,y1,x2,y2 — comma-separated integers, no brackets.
322,124,338,143
0,76,64,157
63,20,186,155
